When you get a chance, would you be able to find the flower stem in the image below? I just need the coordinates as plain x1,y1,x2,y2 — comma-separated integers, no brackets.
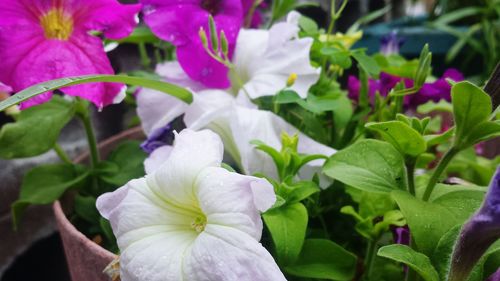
138,42,151,69
53,143,72,164
422,147,459,201
406,158,416,196
405,239,419,281
364,239,377,280
76,100,100,169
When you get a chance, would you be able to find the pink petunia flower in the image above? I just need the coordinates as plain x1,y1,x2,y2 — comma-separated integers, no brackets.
0,0,141,109
140,0,249,88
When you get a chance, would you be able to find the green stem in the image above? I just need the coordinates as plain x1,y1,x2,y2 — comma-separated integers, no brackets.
364,239,377,280
76,102,100,169
422,147,459,201
406,239,419,281
406,159,416,196
138,42,151,69
53,143,72,164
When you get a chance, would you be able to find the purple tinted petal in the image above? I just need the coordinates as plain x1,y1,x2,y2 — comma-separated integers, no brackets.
449,167,500,281
380,31,405,55
392,226,410,245
176,42,231,88
141,124,175,154
347,75,360,100
0,82,12,94
379,72,402,96
487,268,500,281
409,68,464,106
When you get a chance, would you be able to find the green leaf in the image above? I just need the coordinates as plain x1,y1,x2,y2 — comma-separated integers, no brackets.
263,202,308,265
464,120,500,147
366,121,427,157
286,181,320,203
271,0,297,21
99,140,147,187
417,100,453,114
251,140,284,174
452,81,492,147
323,139,408,193
321,48,353,69
274,90,302,104
378,244,440,281
431,225,461,280
113,26,160,44
298,16,318,35
74,194,100,224
0,74,193,112
0,96,75,158
391,187,485,256
351,51,381,76
12,164,89,228
285,239,357,280
424,128,454,147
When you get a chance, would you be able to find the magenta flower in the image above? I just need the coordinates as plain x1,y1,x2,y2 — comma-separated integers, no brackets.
448,166,500,281
347,68,464,108
0,0,141,109
140,0,245,88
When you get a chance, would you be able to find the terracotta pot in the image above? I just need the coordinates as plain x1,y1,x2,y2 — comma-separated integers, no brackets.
53,127,145,281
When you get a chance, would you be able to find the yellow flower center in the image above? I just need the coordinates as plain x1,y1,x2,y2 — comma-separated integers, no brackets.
190,215,207,233
286,72,298,87
40,9,74,40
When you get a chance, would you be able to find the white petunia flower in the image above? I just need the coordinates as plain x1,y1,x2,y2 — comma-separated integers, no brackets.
97,129,286,281
137,62,335,186
230,11,320,99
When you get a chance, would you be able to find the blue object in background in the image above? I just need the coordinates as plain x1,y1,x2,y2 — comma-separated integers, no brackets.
353,15,468,74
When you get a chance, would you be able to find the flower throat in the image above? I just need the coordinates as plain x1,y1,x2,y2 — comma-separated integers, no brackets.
40,9,74,40
201,0,221,15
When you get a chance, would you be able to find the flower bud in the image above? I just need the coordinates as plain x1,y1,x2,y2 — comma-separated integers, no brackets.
199,27,208,49
208,15,218,51
448,166,500,281
220,30,229,56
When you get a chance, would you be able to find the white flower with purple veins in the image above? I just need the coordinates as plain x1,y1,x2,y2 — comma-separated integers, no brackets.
230,11,320,99
97,129,287,281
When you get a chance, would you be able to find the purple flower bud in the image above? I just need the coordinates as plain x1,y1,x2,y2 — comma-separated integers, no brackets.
448,166,500,281
380,31,405,55
392,225,411,245
140,124,175,154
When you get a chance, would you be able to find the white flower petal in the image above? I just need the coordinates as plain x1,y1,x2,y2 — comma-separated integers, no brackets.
232,107,335,184
137,88,188,135
152,129,223,207
120,229,196,281
232,12,320,100
144,145,173,174
195,167,275,239
155,62,207,92
97,178,198,241
136,62,205,136
184,90,235,130
184,225,286,281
